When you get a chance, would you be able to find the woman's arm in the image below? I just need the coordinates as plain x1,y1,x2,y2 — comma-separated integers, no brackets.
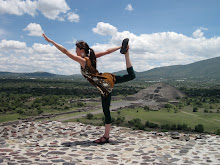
42,34,85,66
95,46,121,58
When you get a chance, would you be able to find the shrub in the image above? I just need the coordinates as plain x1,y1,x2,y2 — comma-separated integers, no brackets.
77,102,84,107
16,108,24,115
145,121,150,127
165,104,173,109
144,106,150,111
86,113,93,120
114,116,125,126
161,124,170,130
128,118,141,125
176,96,181,100
215,129,220,135
102,116,105,124
171,124,177,130
182,124,189,131
195,124,204,133
193,107,198,112
136,123,145,130
149,122,158,128
177,123,189,131
111,117,115,123
196,101,203,107
145,121,158,128
204,109,208,113
127,118,144,130
37,109,43,114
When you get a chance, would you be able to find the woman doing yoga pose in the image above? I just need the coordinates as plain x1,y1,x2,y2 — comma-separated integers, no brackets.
42,34,135,144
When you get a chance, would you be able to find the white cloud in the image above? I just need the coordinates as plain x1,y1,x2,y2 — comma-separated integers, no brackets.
1,23,220,75
125,4,133,11
32,43,58,54
192,27,207,38
0,0,37,16
92,22,117,36
67,12,80,23
92,22,220,73
0,0,79,22
37,0,70,20
23,23,44,36
0,41,78,75
0,40,27,50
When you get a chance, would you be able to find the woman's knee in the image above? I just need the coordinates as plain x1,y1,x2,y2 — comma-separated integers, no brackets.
127,67,136,80
105,116,112,124
130,72,136,80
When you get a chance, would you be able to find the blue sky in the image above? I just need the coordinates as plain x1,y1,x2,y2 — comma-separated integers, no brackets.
0,0,220,75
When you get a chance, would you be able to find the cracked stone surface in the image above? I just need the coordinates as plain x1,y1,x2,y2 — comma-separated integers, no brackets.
0,121,220,165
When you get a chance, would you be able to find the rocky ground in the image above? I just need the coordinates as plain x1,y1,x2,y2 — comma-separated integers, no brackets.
0,121,220,165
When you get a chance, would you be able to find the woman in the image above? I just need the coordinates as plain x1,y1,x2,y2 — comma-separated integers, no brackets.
42,34,135,144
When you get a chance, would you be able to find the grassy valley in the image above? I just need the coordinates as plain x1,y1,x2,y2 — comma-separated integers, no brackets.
0,56,219,135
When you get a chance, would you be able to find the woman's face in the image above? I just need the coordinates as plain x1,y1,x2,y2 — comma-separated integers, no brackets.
76,46,85,57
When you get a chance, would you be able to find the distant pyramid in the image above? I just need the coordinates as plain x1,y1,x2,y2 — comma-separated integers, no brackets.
132,83,186,102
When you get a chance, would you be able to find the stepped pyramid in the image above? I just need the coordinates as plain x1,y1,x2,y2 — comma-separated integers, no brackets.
133,83,186,102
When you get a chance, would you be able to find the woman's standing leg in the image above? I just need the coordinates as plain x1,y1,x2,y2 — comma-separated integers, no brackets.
102,49,135,138
94,93,112,143
94,49,135,144
101,93,112,138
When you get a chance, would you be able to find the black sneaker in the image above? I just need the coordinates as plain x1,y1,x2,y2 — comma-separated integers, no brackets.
120,38,129,54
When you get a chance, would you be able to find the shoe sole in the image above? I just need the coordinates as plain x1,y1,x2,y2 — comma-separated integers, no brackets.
120,38,129,54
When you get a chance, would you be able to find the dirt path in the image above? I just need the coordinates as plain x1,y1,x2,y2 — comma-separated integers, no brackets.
57,99,159,122
57,100,137,122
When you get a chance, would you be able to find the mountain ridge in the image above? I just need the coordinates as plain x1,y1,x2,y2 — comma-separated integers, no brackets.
0,56,219,81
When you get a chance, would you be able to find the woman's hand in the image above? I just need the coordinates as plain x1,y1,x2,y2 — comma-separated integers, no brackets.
42,33,53,43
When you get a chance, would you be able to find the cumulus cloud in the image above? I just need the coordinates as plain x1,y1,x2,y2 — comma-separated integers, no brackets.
0,0,79,22
0,40,27,51
67,12,80,23
37,0,70,20
92,22,220,73
125,4,133,11
192,27,207,38
0,0,38,16
0,40,77,75
92,22,118,36
23,23,44,36
1,23,220,75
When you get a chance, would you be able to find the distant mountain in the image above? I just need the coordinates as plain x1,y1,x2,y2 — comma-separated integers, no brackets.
0,71,57,78
1,56,219,81
0,71,84,79
114,56,220,81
